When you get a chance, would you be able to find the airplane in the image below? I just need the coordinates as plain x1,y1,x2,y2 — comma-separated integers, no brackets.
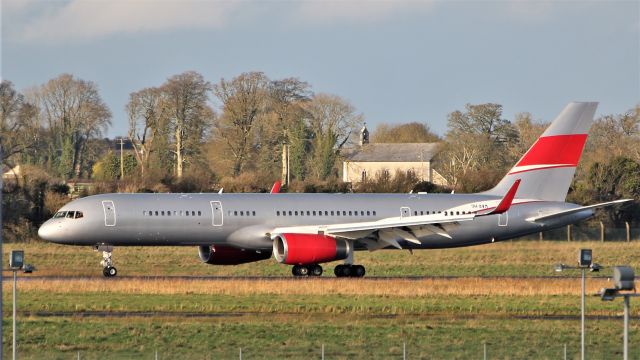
38,102,632,277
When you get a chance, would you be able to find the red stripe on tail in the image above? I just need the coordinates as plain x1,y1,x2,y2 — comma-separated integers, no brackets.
516,134,588,167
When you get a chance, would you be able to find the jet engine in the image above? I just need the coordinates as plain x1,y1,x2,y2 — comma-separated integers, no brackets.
272,233,350,265
198,245,271,265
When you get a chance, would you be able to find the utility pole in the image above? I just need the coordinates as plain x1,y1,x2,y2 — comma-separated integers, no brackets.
118,138,125,179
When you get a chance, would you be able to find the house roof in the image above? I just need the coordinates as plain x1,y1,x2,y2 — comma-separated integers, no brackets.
344,143,441,162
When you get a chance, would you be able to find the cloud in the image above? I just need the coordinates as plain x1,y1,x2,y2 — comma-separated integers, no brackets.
16,0,240,42
293,0,436,25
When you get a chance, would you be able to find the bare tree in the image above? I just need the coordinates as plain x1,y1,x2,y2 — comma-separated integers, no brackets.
0,81,39,168
32,74,111,178
126,87,169,178
161,71,213,178
303,93,364,180
213,72,270,176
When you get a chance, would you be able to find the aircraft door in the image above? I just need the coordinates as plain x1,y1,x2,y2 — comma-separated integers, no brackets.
102,200,116,226
210,201,223,226
498,212,508,227
400,207,411,218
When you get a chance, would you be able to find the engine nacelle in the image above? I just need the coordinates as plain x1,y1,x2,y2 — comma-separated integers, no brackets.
198,245,271,265
272,233,350,265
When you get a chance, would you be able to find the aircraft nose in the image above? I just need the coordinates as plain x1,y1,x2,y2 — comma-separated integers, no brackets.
38,220,63,243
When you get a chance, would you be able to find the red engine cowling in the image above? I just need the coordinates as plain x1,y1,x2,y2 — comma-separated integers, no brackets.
272,233,350,265
198,245,271,265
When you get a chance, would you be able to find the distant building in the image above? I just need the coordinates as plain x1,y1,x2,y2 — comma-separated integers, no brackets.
342,124,448,186
2,164,21,181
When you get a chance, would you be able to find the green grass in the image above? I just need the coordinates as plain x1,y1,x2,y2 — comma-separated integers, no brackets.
2,241,640,358
3,316,638,359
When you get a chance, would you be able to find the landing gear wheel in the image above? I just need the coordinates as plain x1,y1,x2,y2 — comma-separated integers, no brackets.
334,264,366,278
298,265,309,276
292,265,310,277
107,266,117,277
310,265,323,277
103,266,117,277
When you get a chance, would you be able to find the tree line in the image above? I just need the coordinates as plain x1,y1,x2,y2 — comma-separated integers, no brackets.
1,72,639,241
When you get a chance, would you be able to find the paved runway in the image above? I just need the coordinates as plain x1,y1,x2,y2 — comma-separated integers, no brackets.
4,274,609,281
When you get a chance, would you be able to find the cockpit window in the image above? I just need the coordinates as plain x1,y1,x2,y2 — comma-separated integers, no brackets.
53,210,84,219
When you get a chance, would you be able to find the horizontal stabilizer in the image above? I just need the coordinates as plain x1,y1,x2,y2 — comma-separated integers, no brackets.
526,199,633,222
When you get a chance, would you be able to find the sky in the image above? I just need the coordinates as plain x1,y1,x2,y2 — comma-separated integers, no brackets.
1,0,639,138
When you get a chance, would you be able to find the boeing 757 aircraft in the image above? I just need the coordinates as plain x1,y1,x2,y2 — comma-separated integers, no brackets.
38,102,631,277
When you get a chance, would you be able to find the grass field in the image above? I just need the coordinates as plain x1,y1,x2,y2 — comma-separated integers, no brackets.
1,240,639,359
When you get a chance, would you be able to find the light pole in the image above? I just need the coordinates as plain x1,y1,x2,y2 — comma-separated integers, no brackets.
10,250,24,360
554,248,601,360
600,266,638,360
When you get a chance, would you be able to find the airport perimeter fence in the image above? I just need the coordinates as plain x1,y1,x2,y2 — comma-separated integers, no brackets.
519,223,639,242
59,341,640,360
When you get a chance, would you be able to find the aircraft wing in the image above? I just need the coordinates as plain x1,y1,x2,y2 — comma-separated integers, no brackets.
270,179,521,250
525,199,634,222
271,212,476,238
270,212,476,249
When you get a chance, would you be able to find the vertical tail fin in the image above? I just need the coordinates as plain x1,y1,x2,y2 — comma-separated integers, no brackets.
482,102,598,201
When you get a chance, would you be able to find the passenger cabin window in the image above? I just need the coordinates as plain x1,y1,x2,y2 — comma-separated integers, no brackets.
252,211,256,216
277,211,280,216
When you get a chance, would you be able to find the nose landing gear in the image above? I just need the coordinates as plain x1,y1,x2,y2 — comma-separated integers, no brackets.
95,244,117,277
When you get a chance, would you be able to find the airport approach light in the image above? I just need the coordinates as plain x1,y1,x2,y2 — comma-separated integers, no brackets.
553,248,599,360
598,266,637,360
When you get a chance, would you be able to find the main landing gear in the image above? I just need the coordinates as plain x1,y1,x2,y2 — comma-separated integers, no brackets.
334,264,366,278
292,264,323,277
290,264,366,277
95,244,117,277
